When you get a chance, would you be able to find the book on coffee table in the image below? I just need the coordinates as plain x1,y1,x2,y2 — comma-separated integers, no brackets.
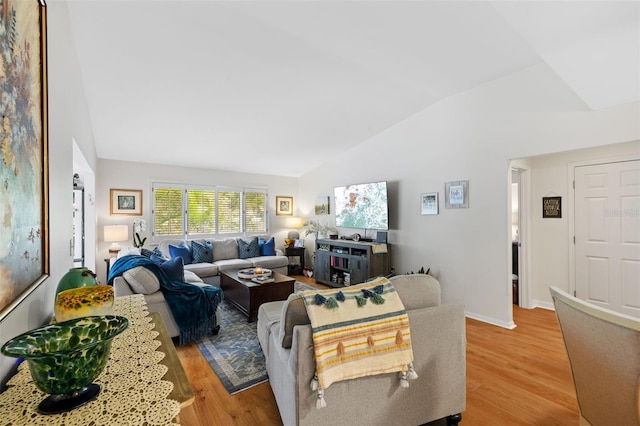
251,276,274,284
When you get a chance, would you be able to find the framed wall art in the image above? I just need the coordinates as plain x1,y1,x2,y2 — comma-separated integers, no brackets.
0,0,50,321
315,196,330,215
110,189,143,215
421,192,439,215
276,196,293,216
445,180,469,209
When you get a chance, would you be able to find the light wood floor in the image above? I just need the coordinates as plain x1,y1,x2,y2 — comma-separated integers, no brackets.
175,276,579,425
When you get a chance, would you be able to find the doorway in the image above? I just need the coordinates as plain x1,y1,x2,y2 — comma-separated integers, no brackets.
510,165,529,311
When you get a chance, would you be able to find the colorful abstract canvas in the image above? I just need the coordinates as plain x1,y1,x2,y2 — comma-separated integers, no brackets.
0,0,48,320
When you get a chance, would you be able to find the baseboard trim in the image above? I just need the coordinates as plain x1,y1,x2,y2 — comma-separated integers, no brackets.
465,311,517,330
531,300,555,311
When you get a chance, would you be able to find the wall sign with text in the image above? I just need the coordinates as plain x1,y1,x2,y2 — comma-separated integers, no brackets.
542,196,562,218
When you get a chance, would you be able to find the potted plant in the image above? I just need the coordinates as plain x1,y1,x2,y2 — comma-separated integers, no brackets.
304,220,338,239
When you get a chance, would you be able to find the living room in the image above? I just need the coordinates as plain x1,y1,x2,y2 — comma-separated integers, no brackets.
0,0,638,424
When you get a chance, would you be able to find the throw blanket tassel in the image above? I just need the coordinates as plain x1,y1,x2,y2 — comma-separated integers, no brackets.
310,374,318,391
316,388,327,409
407,362,419,380
399,371,409,388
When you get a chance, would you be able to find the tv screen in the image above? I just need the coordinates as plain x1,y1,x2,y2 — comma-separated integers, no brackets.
334,181,389,230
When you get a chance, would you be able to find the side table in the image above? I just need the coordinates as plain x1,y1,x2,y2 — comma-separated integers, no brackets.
285,246,305,275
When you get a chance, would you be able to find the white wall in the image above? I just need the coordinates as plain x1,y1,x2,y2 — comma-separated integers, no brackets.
0,2,99,380
298,63,640,328
95,159,299,282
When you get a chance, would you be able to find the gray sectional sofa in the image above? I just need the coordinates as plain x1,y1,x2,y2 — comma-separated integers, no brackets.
157,237,289,285
257,274,466,426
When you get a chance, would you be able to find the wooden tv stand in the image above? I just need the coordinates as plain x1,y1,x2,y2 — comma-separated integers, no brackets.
314,239,392,287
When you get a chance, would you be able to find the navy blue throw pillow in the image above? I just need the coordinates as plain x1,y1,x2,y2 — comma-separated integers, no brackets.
258,237,276,256
159,256,185,282
169,242,192,265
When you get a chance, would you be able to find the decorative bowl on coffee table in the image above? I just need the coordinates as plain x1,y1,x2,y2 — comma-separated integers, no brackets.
1,315,129,414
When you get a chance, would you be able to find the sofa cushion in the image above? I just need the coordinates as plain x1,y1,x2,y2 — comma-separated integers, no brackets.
159,256,185,282
192,240,214,263
212,238,239,261
238,237,260,259
184,270,204,283
184,262,218,278
215,258,253,272
279,293,310,349
250,255,289,270
123,266,161,294
169,241,193,265
259,237,276,256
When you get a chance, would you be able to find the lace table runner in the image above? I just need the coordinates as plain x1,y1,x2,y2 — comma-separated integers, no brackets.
0,294,181,425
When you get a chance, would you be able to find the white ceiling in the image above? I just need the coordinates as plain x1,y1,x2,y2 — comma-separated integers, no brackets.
66,1,640,177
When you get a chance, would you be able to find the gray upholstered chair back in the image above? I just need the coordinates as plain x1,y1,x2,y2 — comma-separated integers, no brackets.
549,286,640,426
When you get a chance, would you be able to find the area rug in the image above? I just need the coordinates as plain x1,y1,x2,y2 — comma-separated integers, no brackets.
196,281,316,394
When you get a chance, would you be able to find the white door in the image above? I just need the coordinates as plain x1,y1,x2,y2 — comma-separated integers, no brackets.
574,160,640,317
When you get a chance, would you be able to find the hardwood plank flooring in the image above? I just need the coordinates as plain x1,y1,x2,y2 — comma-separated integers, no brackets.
176,276,579,425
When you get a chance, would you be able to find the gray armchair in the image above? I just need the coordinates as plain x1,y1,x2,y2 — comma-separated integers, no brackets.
550,286,640,426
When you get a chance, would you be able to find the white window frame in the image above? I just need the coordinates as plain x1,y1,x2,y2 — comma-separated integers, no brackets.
152,183,268,242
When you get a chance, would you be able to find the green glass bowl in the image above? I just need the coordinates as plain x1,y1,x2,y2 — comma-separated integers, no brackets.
1,315,128,413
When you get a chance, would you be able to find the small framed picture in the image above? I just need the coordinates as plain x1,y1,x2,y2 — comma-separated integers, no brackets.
315,196,330,215
294,239,305,248
110,189,142,215
421,192,439,215
276,196,294,216
445,181,469,209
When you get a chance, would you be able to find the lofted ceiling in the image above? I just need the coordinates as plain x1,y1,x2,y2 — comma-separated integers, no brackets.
66,1,640,177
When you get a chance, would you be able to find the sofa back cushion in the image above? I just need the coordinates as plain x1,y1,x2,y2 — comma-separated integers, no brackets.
212,238,239,261
279,293,310,348
391,274,441,309
123,266,161,294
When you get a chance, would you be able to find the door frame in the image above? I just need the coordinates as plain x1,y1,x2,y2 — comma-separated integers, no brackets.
567,154,640,295
512,167,531,308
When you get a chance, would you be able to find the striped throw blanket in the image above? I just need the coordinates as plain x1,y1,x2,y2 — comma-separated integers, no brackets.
300,277,417,408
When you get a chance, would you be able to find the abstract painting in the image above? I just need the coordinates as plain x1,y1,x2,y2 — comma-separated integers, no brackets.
0,0,49,321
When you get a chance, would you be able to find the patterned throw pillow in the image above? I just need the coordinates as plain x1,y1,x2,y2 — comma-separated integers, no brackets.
258,237,276,256
191,240,213,263
169,242,192,265
140,248,154,258
238,237,260,259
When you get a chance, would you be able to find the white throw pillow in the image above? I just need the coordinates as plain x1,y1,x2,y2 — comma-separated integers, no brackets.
123,266,161,294
117,246,141,258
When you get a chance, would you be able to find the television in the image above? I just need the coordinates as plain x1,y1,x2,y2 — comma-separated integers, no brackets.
334,181,389,230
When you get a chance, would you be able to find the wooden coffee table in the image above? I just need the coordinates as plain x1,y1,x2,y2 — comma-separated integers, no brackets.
220,270,295,322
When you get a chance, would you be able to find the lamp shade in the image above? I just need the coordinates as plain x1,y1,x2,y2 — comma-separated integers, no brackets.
103,225,128,242
285,217,304,229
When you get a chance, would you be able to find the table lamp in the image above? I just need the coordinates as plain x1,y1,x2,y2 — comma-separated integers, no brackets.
285,217,304,239
104,225,129,257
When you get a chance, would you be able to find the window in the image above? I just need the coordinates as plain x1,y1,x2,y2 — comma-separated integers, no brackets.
152,183,267,240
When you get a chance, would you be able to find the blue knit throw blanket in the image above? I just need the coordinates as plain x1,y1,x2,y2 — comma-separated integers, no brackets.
108,255,223,345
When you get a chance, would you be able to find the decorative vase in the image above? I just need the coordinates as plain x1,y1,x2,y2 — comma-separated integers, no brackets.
54,285,114,322
55,267,98,297
1,315,129,414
